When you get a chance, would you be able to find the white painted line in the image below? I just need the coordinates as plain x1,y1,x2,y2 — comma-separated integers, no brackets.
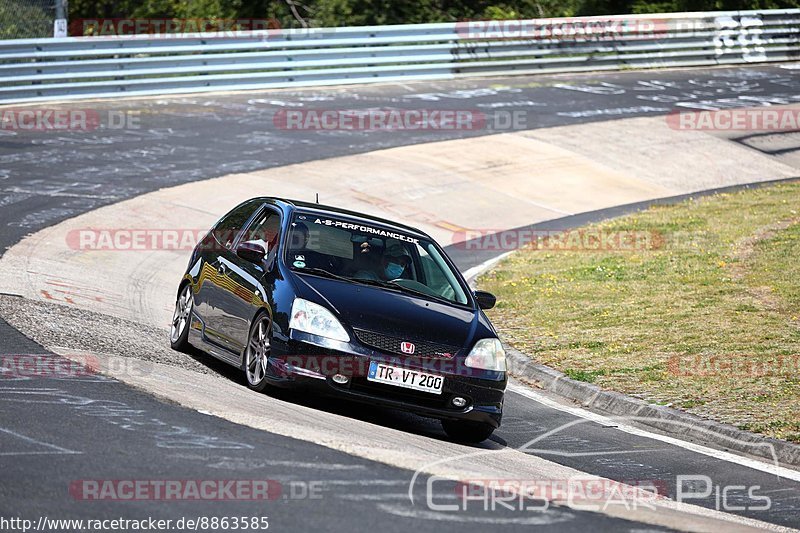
0,451,80,456
508,384,800,482
377,502,574,525
0,426,81,455
252,460,367,470
0,387,60,390
463,251,514,282
518,199,574,216
521,448,664,458
201,454,370,471
338,492,458,501
321,479,408,486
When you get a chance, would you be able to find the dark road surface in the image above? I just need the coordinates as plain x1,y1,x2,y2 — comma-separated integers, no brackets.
2,64,799,530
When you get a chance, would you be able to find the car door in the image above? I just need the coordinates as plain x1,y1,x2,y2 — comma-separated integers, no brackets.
194,199,263,353
208,205,282,357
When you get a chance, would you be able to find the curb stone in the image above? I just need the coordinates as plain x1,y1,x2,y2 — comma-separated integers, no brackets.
505,345,800,468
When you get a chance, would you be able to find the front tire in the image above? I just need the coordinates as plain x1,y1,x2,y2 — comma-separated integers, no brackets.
170,283,193,352
442,420,495,443
244,313,272,393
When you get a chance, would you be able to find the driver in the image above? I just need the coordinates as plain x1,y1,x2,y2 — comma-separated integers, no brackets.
381,243,411,280
289,222,310,250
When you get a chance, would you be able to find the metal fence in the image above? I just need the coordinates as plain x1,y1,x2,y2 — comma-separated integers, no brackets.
0,9,798,104
0,0,59,40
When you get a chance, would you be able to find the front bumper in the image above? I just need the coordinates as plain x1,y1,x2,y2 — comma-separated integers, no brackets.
268,331,506,428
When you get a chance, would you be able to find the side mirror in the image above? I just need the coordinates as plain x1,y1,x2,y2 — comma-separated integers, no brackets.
474,290,496,310
236,240,266,264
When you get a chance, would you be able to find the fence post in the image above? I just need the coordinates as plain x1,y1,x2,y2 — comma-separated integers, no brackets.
54,0,67,37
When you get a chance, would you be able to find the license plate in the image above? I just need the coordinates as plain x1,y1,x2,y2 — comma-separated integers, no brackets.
367,361,443,395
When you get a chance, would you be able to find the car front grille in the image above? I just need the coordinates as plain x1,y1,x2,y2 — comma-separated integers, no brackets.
353,328,461,358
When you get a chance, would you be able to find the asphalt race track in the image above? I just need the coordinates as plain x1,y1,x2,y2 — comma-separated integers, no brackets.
2,65,800,531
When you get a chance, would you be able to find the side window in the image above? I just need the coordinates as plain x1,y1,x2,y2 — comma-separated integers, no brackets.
419,245,458,301
420,250,446,290
242,210,281,251
212,200,262,250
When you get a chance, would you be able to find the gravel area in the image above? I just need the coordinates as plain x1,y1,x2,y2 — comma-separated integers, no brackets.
0,294,220,376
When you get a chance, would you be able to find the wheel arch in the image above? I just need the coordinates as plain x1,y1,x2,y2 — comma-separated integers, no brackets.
239,305,274,368
177,275,193,298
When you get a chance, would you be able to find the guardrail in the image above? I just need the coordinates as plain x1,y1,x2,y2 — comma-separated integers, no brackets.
0,9,798,104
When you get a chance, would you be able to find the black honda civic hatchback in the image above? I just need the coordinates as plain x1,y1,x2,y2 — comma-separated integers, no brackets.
170,197,506,442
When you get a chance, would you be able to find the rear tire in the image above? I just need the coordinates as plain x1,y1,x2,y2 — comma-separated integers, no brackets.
442,420,495,443
244,313,272,393
170,283,193,352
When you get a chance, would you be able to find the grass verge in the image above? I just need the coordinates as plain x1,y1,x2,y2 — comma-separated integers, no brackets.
478,181,800,442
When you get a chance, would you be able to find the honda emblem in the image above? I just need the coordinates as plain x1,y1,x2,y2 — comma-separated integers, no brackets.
400,341,415,354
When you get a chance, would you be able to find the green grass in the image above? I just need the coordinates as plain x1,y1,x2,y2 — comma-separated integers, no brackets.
479,181,800,441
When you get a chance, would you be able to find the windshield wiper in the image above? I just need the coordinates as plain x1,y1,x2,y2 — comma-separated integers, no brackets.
294,267,352,283
388,283,452,305
355,278,451,304
296,269,403,293
347,277,404,292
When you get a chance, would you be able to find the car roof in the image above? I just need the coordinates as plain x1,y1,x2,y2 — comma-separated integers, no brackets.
260,197,430,239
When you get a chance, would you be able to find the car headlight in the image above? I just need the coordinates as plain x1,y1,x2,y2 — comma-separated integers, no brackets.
289,298,350,342
464,338,506,372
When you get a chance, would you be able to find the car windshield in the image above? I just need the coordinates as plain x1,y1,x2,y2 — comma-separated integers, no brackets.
284,213,469,305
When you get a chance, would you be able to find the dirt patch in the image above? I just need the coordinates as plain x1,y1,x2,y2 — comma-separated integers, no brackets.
0,294,218,376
